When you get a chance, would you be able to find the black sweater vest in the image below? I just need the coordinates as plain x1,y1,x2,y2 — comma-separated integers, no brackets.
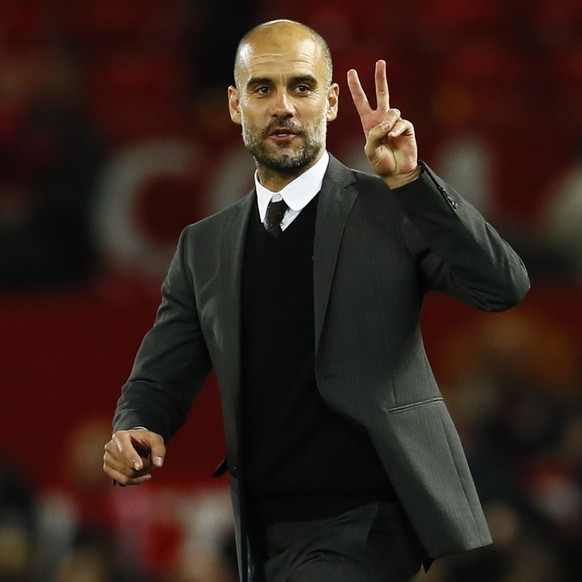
241,195,395,520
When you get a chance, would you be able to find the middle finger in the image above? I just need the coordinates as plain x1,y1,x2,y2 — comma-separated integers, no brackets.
375,60,390,111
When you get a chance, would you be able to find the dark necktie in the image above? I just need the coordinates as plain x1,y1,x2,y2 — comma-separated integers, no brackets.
265,197,288,238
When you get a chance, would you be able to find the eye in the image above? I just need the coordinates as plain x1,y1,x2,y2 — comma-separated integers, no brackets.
250,85,271,96
295,84,312,94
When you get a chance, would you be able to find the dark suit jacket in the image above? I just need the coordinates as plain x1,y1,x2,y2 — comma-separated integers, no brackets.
113,156,530,580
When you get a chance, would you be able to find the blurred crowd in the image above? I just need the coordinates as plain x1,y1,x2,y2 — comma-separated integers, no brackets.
422,311,582,581
0,418,238,581
0,0,256,289
0,0,581,289
2,310,581,581
1,0,582,580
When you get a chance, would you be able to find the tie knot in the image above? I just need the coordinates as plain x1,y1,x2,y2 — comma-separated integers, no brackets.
265,197,288,237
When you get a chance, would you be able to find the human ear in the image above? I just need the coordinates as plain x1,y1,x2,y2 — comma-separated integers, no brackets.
228,86,242,125
326,83,339,122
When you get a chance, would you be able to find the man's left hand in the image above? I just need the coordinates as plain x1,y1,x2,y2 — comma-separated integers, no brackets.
347,60,420,189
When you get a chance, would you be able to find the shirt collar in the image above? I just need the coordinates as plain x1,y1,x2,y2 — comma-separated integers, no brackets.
255,151,330,222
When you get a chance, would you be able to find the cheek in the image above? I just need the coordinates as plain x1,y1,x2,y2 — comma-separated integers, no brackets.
240,116,264,143
239,105,263,127
240,112,257,131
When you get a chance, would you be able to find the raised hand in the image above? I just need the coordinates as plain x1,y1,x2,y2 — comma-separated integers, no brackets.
347,60,419,188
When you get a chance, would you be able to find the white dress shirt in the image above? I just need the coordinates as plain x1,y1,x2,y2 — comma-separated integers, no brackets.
255,151,330,231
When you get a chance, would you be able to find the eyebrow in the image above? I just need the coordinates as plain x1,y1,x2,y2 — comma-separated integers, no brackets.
246,74,320,89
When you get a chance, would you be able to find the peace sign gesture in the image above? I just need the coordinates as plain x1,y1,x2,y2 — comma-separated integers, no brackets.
347,60,420,188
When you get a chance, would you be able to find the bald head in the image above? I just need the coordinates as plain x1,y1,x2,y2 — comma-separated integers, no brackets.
233,20,333,89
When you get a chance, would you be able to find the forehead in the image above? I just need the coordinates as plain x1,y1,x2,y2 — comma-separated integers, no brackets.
237,32,326,84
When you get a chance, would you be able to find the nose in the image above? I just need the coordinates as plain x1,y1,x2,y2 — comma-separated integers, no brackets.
271,89,294,118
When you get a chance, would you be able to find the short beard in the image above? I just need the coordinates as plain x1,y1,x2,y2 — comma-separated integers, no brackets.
241,116,327,174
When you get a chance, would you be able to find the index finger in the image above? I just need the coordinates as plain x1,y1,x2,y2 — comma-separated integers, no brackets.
112,431,146,471
375,59,390,111
347,68,371,117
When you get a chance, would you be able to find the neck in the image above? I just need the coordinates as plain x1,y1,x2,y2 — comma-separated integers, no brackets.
255,151,324,192
256,167,302,192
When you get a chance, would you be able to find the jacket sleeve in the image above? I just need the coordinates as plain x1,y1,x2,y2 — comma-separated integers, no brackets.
393,161,530,311
113,228,212,442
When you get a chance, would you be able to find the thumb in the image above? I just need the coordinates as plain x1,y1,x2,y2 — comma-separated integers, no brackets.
150,440,166,468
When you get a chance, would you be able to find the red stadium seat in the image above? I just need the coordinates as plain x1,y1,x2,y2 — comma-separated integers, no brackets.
65,0,195,56
83,53,192,144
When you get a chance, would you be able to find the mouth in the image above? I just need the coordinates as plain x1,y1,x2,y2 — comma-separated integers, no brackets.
268,126,299,142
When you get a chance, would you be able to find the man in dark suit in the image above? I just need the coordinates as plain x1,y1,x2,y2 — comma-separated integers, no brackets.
103,19,530,582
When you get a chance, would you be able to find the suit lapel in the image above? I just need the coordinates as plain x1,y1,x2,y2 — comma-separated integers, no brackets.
219,193,253,333
313,156,358,353
217,192,254,459
215,156,358,379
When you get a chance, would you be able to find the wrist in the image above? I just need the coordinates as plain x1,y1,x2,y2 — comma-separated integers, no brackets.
386,164,421,189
